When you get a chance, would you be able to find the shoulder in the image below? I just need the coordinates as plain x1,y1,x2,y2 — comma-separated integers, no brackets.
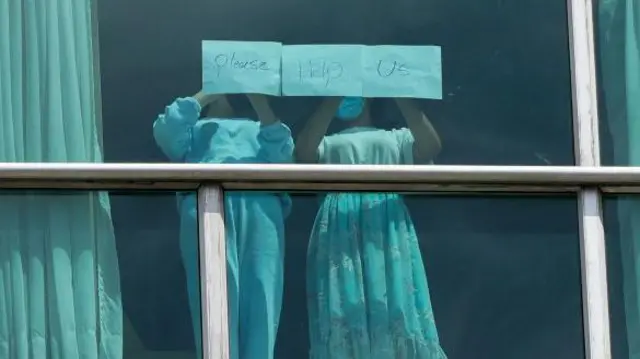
390,127,414,141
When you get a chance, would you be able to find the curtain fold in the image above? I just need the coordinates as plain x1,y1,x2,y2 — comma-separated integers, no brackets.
599,0,640,358
0,0,123,358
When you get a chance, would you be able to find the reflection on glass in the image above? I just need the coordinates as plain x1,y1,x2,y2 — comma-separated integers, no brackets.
597,0,640,165
605,196,640,358
154,93,293,358
0,191,198,359
228,192,584,359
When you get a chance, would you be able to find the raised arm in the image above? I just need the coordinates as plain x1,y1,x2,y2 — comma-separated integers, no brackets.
246,94,279,126
394,98,442,163
295,97,342,163
247,94,295,164
153,91,220,161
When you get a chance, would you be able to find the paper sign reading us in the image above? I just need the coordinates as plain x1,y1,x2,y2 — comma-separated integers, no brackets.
202,40,282,96
362,45,442,99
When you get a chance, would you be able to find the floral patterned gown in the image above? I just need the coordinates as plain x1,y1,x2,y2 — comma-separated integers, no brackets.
307,126,447,359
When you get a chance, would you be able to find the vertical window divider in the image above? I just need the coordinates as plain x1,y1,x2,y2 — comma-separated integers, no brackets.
198,185,230,359
568,0,611,357
579,189,610,358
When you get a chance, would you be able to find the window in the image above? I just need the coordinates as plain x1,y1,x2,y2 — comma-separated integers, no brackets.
0,0,621,358
597,1,640,356
97,0,573,165
605,195,640,359
0,0,575,166
597,0,640,166
228,192,583,358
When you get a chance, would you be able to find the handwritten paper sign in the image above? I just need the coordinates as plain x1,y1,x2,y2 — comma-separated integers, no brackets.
362,45,442,99
281,45,364,96
202,41,282,96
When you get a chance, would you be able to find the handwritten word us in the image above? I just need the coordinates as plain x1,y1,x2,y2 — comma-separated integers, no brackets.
376,60,410,78
213,52,270,77
297,59,344,87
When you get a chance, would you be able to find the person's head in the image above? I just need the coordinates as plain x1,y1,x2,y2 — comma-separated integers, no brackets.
336,96,366,121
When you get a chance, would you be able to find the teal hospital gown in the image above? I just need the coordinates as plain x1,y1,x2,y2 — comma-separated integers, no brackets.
153,97,293,359
307,126,447,359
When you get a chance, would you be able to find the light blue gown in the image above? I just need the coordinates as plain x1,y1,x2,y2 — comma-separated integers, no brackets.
153,97,293,359
307,126,447,359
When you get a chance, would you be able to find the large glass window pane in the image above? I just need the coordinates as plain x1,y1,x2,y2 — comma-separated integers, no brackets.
597,0,640,165
0,0,574,165
605,195,640,358
220,191,583,358
0,190,200,358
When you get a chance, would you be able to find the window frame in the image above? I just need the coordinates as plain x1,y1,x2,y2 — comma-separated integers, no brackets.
0,0,616,358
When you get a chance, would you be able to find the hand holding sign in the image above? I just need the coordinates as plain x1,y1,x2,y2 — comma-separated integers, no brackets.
363,46,442,99
202,41,282,96
281,45,364,96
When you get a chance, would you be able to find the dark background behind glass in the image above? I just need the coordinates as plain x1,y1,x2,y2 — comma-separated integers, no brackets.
605,196,635,359
97,0,574,166
97,0,581,356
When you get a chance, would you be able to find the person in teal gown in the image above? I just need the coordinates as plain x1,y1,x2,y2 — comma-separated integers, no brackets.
296,97,447,359
153,92,293,359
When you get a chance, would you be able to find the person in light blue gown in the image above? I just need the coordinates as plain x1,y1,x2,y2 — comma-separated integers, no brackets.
153,92,293,359
296,97,447,359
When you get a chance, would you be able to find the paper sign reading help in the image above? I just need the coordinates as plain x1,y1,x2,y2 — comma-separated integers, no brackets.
202,40,282,96
281,45,364,96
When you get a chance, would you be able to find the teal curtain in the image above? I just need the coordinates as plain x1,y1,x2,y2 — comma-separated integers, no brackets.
0,0,123,357
599,0,640,358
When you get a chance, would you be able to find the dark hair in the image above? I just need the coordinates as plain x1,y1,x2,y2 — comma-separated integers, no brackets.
368,98,400,130
200,94,256,119
225,94,255,119
327,98,397,134
199,95,241,119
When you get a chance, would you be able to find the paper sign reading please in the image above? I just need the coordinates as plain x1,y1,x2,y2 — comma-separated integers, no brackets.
282,45,364,96
362,45,442,99
202,40,282,96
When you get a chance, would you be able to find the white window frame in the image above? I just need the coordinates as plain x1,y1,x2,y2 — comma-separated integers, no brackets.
0,0,619,357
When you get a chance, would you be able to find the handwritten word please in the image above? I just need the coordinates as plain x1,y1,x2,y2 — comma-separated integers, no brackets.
297,59,344,87
213,52,270,77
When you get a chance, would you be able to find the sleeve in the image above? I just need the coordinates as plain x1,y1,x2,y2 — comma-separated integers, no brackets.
257,121,295,163
392,127,416,165
152,97,201,161
317,137,330,164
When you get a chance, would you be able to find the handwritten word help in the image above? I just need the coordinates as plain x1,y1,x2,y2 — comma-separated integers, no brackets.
376,60,410,78
213,52,270,77
297,59,344,87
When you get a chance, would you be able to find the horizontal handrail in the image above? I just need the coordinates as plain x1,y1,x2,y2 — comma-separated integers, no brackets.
0,163,637,187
